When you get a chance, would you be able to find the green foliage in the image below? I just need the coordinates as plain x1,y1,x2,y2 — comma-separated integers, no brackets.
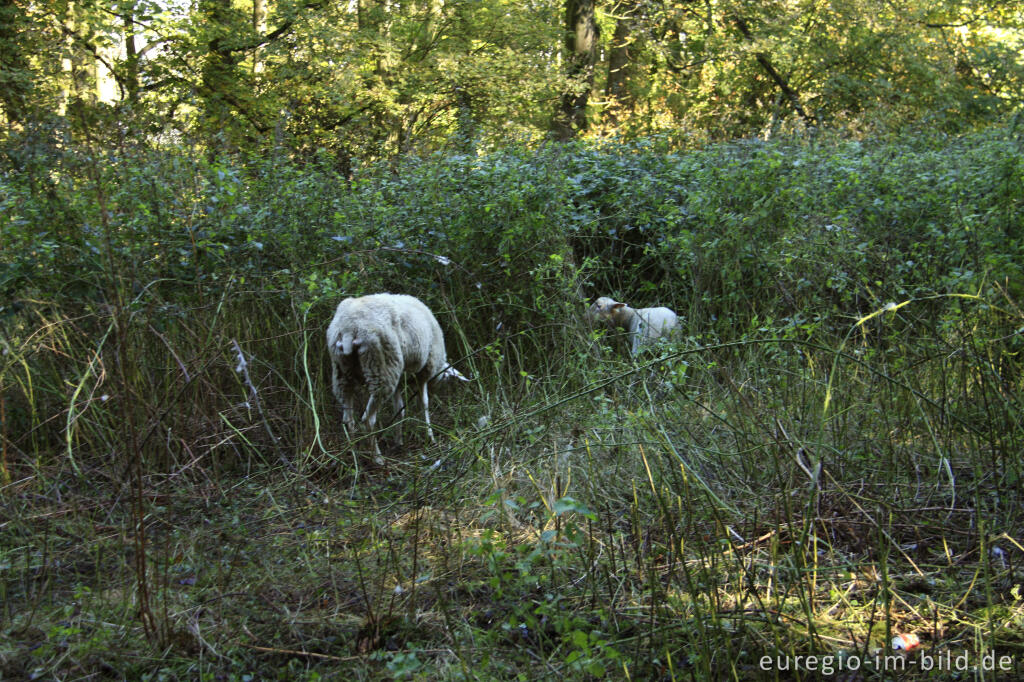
3,125,1021,347
560,127,1024,339
2,126,1023,679
2,0,1022,154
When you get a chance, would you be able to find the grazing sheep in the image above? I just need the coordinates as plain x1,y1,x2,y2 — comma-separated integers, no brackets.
587,296,679,356
327,293,467,457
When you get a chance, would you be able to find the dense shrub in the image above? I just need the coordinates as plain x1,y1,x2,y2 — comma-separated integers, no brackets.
2,124,1022,464
5,126,1022,324
3,125,1023,681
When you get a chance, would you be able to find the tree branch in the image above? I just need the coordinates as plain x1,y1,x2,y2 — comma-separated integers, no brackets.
732,15,815,126
222,0,329,55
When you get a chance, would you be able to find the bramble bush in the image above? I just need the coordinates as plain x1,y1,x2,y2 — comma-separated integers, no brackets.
3,122,1023,680
1,123,1021,468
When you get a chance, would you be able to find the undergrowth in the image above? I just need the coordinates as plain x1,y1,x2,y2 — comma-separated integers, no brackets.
2,124,1023,679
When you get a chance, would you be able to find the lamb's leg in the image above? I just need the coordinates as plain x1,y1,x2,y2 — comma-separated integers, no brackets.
420,380,435,443
630,319,644,356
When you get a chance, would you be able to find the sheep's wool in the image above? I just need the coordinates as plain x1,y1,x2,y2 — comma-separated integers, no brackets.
329,294,444,397
588,296,679,355
327,293,462,455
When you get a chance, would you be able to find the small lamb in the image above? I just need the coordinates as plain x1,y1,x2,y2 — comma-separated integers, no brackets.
327,293,467,457
587,296,679,356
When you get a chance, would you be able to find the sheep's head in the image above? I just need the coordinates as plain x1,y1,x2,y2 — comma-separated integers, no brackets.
587,297,630,329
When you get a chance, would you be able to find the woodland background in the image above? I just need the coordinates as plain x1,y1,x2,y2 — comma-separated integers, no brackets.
1,0,1023,152
2,1,1024,680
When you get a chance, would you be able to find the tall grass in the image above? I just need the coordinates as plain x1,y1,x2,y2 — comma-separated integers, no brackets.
1,125,1022,678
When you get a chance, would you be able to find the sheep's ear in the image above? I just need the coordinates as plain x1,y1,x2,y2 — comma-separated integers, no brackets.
611,303,627,310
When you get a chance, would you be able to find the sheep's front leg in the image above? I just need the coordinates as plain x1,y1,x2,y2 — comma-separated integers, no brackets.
420,380,435,443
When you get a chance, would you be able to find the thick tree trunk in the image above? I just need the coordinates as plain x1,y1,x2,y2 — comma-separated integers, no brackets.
200,0,256,139
454,85,476,153
201,0,230,121
122,4,139,104
0,0,32,124
553,0,598,140
606,1,636,123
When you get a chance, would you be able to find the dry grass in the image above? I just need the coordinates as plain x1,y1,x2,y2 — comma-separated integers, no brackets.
3,292,1023,680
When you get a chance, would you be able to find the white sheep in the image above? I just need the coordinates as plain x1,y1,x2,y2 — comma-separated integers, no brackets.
587,296,679,356
326,293,467,457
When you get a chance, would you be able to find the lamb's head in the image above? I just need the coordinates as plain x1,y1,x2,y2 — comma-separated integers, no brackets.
587,297,631,329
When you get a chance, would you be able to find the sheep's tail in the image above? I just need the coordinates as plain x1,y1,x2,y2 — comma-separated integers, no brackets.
337,332,357,356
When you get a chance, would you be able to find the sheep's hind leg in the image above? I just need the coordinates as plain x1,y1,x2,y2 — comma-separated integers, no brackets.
391,391,405,445
361,394,383,461
332,363,357,429
340,389,357,432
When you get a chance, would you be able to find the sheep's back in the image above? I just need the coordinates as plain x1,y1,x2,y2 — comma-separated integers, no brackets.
385,295,445,375
328,294,446,377
636,307,678,339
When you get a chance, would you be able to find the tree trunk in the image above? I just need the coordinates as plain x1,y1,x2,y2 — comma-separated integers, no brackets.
58,1,76,116
200,0,243,140
0,0,32,124
122,3,139,104
454,85,476,153
253,0,266,73
606,0,636,123
553,0,598,140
